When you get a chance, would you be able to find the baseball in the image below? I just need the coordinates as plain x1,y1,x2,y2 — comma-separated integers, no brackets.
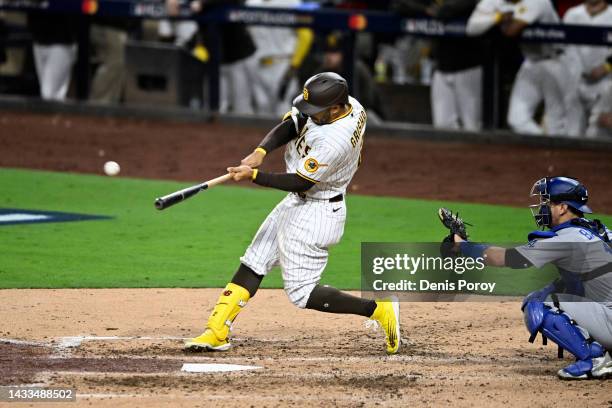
104,161,120,176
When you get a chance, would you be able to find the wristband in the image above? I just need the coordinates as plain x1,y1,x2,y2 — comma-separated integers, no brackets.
605,63,612,73
251,168,259,181
255,147,267,156
494,12,502,23
459,241,489,260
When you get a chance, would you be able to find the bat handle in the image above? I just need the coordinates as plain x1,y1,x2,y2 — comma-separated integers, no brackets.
207,173,233,188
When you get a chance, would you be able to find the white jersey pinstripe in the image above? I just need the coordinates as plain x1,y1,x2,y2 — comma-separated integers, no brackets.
240,96,366,308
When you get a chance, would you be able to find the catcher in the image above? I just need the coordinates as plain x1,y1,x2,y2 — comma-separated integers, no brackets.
439,176,612,380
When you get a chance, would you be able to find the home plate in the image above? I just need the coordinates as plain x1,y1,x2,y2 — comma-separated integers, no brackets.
181,363,262,373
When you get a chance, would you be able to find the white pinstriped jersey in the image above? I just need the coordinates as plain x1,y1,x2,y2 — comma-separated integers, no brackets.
284,96,367,200
240,96,367,308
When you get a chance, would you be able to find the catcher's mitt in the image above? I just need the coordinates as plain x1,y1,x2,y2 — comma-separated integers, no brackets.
438,208,471,258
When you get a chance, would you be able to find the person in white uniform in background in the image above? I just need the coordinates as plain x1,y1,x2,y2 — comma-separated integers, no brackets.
393,0,485,131
184,72,401,356
190,0,257,114
562,0,612,137
467,0,580,136
245,0,313,116
28,12,77,101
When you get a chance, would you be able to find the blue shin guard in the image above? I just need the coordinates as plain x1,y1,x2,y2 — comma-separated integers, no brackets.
523,301,604,377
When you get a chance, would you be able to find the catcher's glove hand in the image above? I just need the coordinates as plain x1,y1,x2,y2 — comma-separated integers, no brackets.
438,208,472,258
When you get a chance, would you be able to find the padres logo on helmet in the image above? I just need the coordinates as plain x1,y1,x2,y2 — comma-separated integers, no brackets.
293,72,349,116
304,158,319,173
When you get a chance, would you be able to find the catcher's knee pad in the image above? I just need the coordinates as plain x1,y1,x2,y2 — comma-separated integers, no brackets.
284,282,317,309
523,301,604,360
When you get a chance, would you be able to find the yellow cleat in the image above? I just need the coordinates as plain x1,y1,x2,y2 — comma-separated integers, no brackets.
184,328,231,352
184,283,250,352
370,297,401,354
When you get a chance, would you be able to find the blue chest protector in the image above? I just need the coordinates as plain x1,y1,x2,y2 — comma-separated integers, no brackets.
526,218,610,297
527,218,610,242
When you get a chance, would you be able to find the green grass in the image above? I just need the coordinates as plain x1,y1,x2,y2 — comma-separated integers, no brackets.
1,168,610,294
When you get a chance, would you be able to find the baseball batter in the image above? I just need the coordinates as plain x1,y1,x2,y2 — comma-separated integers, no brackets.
467,0,580,136
185,72,400,355
445,176,612,379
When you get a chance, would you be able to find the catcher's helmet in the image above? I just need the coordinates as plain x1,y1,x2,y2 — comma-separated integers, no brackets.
529,176,592,227
293,72,349,116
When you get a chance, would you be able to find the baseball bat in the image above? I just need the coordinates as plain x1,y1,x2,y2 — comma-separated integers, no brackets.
154,173,232,210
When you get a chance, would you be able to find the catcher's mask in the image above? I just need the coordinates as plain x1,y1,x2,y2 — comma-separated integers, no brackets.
529,176,592,228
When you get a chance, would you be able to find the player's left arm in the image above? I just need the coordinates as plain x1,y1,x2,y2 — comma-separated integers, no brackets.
227,165,315,192
241,116,299,168
500,18,528,37
584,55,612,83
453,235,533,267
228,140,344,191
501,0,554,37
466,0,511,36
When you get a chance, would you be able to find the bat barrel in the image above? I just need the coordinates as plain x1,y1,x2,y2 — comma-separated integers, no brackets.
154,197,168,210
154,183,208,211
154,194,183,210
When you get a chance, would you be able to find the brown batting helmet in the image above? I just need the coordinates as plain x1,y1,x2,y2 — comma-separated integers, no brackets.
293,72,349,116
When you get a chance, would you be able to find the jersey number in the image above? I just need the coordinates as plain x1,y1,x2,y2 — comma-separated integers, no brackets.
295,127,311,158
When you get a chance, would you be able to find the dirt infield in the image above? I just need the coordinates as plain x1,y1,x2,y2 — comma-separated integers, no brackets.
1,111,611,212
1,289,611,407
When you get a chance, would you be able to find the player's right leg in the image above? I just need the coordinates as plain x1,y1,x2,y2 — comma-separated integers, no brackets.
544,296,612,379
184,197,287,351
455,66,483,131
44,44,76,101
540,59,575,137
305,285,400,354
431,70,460,130
507,61,544,135
523,298,611,380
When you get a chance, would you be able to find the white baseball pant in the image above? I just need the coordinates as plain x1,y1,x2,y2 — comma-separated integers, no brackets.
507,58,581,136
431,66,483,131
240,194,346,308
33,43,76,101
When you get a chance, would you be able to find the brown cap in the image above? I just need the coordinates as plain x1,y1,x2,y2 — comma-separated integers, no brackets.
293,72,349,116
